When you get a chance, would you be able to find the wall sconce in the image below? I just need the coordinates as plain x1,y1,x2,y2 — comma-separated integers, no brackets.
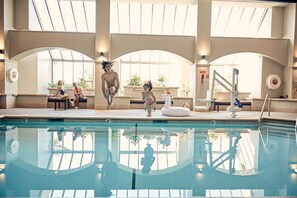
201,55,206,60
0,49,4,54
97,163,103,173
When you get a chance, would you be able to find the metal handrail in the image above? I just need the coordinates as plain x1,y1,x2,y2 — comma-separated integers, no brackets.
258,94,271,123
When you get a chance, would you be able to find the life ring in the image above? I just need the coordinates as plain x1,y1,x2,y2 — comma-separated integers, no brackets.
7,67,19,82
266,74,281,90
7,139,19,154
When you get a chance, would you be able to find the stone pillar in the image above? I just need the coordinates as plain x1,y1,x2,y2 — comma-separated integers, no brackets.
14,0,29,30
95,0,110,109
0,0,5,93
195,0,212,102
293,5,297,99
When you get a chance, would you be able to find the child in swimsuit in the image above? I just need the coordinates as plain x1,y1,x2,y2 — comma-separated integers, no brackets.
142,81,156,117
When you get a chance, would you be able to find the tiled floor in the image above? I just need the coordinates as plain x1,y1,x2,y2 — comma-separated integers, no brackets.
0,108,297,122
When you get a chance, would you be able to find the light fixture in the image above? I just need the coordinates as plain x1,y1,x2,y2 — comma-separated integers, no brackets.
201,55,206,60
0,49,4,54
293,168,297,174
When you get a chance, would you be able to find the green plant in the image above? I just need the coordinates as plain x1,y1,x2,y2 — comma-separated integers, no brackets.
77,78,90,89
127,75,142,86
48,82,58,88
158,74,166,86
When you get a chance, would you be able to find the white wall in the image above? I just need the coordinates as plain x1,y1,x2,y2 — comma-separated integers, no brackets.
18,53,37,94
261,56,283,98
37,51,51,94
180,59,192,96
271,7,284,38
282,3,296,98
238,53,262,98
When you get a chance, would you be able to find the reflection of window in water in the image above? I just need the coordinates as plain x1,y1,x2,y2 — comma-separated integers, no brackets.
206,189,264,197
49,128,94,171
32,189,95,197
35,189,197,197
118,128,192,171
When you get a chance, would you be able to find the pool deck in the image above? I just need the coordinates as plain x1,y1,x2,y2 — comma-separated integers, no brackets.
0,108,297,122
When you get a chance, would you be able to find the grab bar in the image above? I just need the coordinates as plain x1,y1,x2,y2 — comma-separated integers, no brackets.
258,94,271,123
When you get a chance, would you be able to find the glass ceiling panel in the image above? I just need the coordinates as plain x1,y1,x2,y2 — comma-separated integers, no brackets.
61,49,73,60
130,3,141,34
59,1,77,32
237,7,254,36
249,8,267,36
110,2,119,33
32,0,95,33
33,0,53,31
257,9,271,37
72,1,88,32
213,6,232,36
84,1,96,32
50,49,62,60
110,1,197,36
47,0,64,31
173,5,187,35
141,4,153,34
163,4,176,35
224,7,244,36
118,3,130,33
183,5,197,35
152,4,164,35
71,51,83,61
211,2,272,38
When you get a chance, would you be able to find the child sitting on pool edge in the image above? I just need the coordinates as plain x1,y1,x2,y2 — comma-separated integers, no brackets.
142,80,156,117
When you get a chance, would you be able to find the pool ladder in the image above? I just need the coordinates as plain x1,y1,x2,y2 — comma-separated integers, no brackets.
258,94,271,123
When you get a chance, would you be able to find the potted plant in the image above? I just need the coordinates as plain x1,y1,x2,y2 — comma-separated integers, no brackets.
127,75,142,86
77,78,91,89
157,74,166,87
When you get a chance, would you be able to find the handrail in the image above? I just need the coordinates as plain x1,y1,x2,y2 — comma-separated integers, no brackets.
258,94,271,123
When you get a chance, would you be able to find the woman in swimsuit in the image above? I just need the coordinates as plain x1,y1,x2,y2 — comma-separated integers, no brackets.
55,80,69,99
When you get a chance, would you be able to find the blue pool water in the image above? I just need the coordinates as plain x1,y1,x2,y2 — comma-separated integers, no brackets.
0,120,296,197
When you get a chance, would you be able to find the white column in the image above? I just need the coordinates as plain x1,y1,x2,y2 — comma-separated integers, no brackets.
95,0,111,109
195,0,212,101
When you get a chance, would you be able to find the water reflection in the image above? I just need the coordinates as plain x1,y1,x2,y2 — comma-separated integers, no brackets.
0,121,296,197
141,143,155,175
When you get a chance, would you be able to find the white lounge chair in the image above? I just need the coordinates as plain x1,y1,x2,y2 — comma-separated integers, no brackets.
194,90,213,111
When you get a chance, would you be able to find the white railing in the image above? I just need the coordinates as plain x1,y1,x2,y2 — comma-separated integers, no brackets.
258,94,271,123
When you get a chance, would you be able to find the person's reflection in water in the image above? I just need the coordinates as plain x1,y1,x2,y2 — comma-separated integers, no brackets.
57,127,66,142
141,143,155,175
101,150,118,197
72,127,84,141
159,130,171,148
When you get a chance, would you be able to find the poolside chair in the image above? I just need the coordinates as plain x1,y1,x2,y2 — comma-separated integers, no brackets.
194,90,213,111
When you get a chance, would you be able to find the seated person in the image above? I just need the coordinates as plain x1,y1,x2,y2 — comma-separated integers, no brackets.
55,80,69,99
71,82,86,109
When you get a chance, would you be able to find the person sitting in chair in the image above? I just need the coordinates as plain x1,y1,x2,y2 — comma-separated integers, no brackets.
71,82,86,109
55,80,69,99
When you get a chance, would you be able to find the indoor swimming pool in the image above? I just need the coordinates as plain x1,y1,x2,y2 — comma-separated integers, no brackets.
0,119,296,197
